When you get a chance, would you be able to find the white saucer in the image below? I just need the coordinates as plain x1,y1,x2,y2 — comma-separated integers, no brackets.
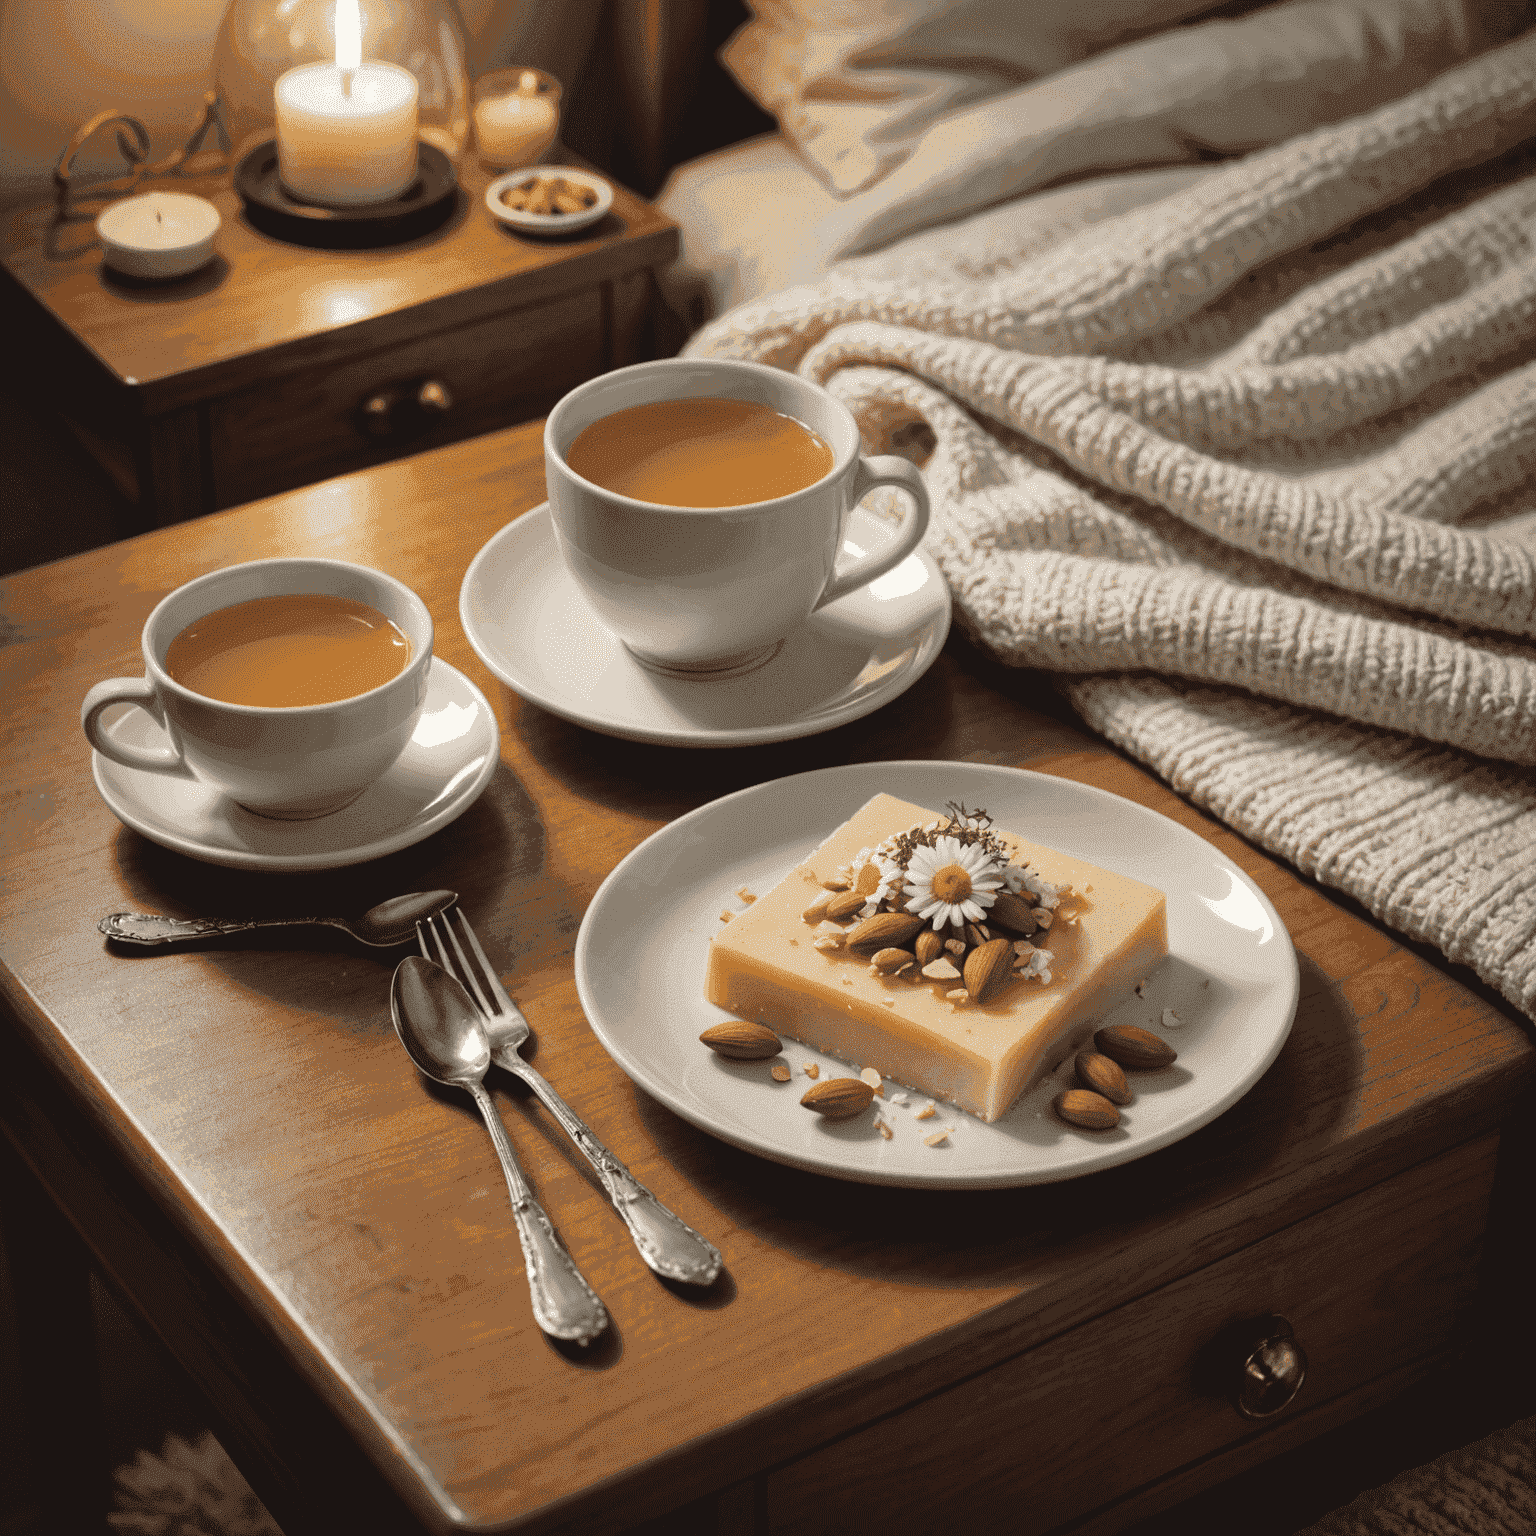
458,503,951,747
91,658,500,871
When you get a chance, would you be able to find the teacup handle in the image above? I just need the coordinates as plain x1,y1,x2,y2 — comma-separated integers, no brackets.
82,678,191,777
815,455,931,610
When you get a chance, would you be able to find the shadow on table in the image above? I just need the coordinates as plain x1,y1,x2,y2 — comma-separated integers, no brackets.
107,760,547,1032
630,951,1355,1287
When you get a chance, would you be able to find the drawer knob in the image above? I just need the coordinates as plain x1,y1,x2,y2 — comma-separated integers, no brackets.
417,379,453,415
1233,1318,1307,1419
358,379,454,438
360,389,399,437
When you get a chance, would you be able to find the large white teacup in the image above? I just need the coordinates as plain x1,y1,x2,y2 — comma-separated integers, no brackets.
81,558,433,820
544,358,930,677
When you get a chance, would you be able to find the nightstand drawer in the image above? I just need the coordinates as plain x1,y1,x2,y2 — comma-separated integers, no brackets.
208,289,602,506
766,1134,1497,1535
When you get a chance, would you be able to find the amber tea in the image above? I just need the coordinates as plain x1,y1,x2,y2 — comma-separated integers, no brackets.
564,396,835,507
165,593,412,708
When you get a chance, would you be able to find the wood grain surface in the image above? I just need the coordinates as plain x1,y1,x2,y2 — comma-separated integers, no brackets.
1,419,1532,1536
1,158,677,413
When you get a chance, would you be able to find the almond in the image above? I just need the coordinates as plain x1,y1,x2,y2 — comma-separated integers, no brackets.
987,890,1038,934
801,1077,875,1118
921,957,961,981
1075,1050,1132,1105
846,911,924,954
963,937,1015,1004
964,922,991,948
1094,1025,1177,1070
821,877,850,892
825,890,867,922
855,861,883,895
1053,1089,1120,1130
700,1021,781,1060
914,930,945,965
871,947,915,975
802,890,834,923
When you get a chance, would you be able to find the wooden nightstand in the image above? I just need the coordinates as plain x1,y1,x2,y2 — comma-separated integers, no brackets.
0,157,678,528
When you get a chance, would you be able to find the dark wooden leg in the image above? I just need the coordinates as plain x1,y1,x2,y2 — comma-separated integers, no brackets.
0,1135,109,1536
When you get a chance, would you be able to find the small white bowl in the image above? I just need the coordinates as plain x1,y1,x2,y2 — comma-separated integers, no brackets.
484,167,613,235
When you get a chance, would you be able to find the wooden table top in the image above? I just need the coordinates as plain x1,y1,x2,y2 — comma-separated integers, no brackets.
1,158,678,414
2,418,1532,1535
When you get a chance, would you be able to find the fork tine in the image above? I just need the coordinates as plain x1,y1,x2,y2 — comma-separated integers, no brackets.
441,910,497,1017
415,912,493,1017
452,908,517,1014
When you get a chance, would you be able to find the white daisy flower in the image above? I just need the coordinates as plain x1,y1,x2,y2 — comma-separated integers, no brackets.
858,855,906,918
836,847,877,890
1001,864,1029,894
903,836,1004,930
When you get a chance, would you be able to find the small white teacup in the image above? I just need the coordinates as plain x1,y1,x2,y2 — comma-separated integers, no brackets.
543,358,931,677
81,558,434,820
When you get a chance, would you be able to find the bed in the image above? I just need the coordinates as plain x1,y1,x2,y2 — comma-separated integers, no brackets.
637,0,1536,1042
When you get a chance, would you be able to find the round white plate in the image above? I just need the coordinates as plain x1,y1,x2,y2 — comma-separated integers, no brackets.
91,658,500,871
484,166,613,234
459,504,951,747
575,761,1299,1189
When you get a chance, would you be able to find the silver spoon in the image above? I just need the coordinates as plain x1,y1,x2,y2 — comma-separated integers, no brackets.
99,890,459,948
391,956,609,1346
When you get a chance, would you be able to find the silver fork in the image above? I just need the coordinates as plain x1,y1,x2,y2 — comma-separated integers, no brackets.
419,908,723,1286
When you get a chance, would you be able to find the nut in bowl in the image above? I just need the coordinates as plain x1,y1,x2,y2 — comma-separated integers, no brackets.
485,167,613,234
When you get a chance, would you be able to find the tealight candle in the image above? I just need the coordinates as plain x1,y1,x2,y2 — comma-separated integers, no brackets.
474,69,559,167
96,192,221,280
274,0,419,207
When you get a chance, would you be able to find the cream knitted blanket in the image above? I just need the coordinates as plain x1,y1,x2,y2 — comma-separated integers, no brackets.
687,31,1536,1024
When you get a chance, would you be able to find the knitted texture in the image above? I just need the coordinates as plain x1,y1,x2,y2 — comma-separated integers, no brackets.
688,30,1536,1022
1296,1416,1536,1536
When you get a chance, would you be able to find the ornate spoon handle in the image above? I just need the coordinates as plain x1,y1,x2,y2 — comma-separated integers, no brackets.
496,1052,722,1287
99,913,325,944
468,1081,608,1345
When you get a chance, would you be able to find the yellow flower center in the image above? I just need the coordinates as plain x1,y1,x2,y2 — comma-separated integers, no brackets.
930,863,972,904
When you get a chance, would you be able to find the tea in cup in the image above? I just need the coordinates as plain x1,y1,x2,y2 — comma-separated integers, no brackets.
543,358,930,677
81,558,433,819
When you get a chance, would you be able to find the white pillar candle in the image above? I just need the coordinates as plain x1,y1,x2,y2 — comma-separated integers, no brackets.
96,192,221,279
275,61,419,207
475,72,558,166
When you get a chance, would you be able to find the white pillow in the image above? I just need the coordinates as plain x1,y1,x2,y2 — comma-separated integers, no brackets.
722,0,1527,198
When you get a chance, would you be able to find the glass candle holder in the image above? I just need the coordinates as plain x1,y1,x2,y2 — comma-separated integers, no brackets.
473,68,561,170
213,0,470,165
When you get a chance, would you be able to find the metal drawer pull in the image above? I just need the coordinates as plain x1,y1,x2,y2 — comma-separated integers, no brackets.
416,379,452,414
1234,1318,1307,1419
359,378,454,437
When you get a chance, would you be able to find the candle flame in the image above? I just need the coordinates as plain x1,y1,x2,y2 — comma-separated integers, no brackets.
335,0,362,71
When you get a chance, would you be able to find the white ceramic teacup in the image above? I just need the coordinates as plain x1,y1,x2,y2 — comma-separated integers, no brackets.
543,358,931,677
81,558,434,820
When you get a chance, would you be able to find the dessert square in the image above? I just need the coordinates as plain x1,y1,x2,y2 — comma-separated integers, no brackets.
704,793,1168,1121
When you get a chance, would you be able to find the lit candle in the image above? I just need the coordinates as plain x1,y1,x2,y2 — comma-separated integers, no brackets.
275,0,418,206
474,70,559,167
96,192,221,280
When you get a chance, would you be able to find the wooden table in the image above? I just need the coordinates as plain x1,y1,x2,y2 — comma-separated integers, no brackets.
1,159,677,528
2,418,1533,1536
